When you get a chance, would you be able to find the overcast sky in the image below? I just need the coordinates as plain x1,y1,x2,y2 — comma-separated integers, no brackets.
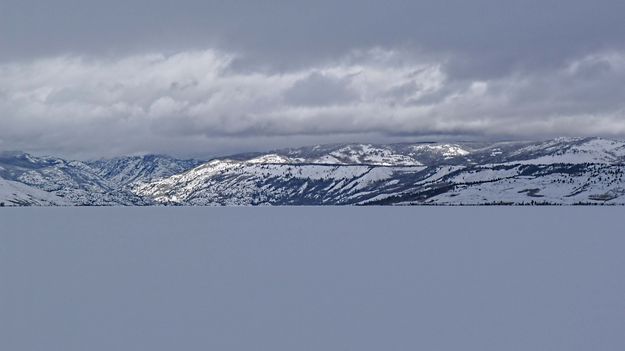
2,0,625,158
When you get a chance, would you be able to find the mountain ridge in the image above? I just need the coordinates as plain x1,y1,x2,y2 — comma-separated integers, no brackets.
2,137,625,206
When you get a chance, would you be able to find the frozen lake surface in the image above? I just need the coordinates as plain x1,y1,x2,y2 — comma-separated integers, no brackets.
1,207,624,351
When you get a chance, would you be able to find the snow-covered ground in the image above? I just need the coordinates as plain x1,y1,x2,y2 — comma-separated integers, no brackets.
2,207,624,351
0,178,69,206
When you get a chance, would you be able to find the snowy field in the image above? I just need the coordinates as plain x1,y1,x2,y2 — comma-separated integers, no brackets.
1,207,624,351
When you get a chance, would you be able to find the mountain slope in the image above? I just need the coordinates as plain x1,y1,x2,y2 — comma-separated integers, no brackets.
230,143,470,166
133,137,625,206
133,160,423,205
0,178,69,206
87,155,203,187
0,152,145,205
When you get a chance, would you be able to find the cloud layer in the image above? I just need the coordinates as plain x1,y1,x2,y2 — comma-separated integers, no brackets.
1,49,625,158
3,0,625,73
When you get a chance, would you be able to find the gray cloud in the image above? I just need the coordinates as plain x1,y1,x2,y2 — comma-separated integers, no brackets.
2,1,625,157
2,0,625,77
1,49,624,158
284,72,358,107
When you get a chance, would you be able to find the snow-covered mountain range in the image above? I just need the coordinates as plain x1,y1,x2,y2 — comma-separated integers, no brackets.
2,137,625,206
0,152,200,206
86,155,203,187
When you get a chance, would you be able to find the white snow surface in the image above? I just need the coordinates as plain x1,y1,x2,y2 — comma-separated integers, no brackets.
321,145,422,166
0,178,69,206
411,144,470,157
508,138,625,164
